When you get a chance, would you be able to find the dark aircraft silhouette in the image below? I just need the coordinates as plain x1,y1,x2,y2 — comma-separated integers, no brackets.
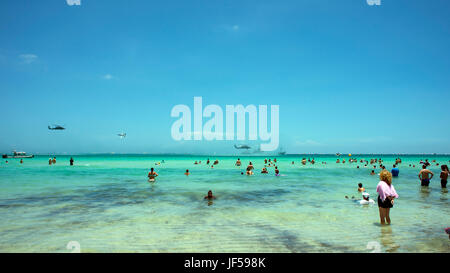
234,144,251,150
48,125,66,130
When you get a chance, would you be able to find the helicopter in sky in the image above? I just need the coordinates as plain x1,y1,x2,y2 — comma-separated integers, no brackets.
48,125,66,130
234,144,251,150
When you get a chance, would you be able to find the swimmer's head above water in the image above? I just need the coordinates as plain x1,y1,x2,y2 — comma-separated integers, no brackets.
204,190,216,200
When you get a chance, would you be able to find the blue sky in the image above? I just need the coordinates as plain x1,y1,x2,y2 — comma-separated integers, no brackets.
0,0,449,155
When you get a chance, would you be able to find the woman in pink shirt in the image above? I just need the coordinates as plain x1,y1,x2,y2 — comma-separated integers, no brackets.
376,170,399,225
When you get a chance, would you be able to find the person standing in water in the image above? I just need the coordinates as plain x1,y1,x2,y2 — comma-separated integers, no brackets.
376,170,399,225
418,165,434,187
52,157,56,164
49,158,52,165
246,165,254,175
440,165,449,189
185,169,190,176
70,157,74,166
236,158,241,166
204,190,216,200
148,167,158,182
391,164,399,177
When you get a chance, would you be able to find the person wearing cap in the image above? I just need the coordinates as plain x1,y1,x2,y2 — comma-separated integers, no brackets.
358,192,375,205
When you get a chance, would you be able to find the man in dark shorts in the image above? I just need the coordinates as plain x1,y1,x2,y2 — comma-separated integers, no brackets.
418,165,434,187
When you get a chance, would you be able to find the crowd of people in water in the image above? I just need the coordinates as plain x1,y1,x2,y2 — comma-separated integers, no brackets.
3,155,449,233
145,156,449,229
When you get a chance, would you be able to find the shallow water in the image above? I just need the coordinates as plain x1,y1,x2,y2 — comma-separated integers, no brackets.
0,155,449,253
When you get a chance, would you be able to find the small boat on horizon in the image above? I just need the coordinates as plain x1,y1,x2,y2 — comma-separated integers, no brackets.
2,150,34,159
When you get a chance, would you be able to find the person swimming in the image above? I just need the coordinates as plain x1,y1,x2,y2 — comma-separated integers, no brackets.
213,160,219,165
358,192,375,205
204,190,216,200
358,183,365,192
261,167,268,174
185,169,190,176
148,167,158,182
370,170,375,175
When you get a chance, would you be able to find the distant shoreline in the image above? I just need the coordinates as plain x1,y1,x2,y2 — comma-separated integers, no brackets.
11,153,450,157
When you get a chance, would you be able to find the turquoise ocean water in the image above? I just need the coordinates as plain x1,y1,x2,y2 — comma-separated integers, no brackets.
0,155,449,253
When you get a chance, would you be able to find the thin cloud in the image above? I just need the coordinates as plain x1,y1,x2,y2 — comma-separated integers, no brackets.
294,140,324,147
102,74,114,80
215,24,241,33
18,54,38,64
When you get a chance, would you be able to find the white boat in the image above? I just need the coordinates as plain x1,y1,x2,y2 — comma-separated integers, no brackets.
2,150,34,159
